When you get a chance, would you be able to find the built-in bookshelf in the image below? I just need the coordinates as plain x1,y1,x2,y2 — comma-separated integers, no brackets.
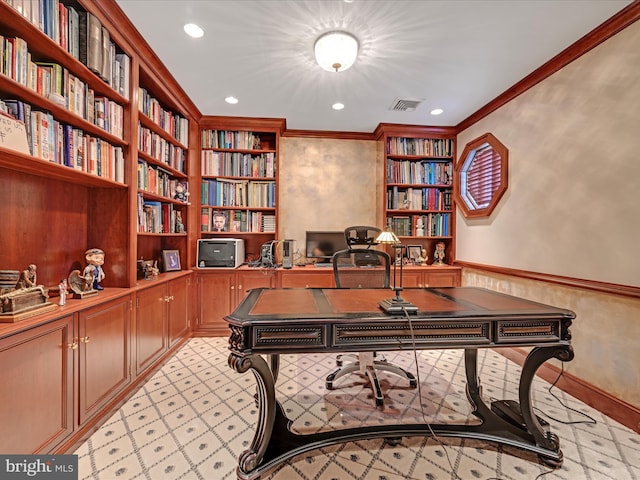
199,117,283,261
135,66,193,270
0,0,135,289
0,0,199,286
0,1,129,184
376,124,457,265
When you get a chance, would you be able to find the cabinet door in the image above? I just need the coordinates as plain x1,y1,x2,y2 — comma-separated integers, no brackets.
236,270,276,303
400,270,425,288
136,284,168,376
78,297,131,425
424,270,461,287
0,316,74,453
168,276,190,347
197,272,236,335
280,271,334,288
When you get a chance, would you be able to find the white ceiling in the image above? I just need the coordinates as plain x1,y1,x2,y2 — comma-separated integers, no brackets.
115,0,632,133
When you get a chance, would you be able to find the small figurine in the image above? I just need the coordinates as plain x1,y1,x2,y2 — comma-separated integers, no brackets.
174,182,190,204
83,248,105,291
15,264,37,289
416,218,425,236
418,248,429,266
175,211,185,233
433,242,446,266
252,135,261,149
58,279,67,306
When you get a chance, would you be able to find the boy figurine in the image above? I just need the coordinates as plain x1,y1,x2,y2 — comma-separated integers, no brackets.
433,242,446,266
83,248,105,291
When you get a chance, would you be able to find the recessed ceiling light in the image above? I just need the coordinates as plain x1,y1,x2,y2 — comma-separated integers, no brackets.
184,23,204,38
225,96,238,104
332,103,345,110
430,108,444,116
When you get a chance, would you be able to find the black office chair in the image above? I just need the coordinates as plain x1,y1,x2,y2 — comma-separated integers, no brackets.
325,228,417,407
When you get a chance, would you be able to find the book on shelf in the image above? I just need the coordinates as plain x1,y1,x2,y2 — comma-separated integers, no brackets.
100,26,110,82
78,9,103,77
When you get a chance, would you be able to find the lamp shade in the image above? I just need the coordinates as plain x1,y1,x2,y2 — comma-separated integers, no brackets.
374,228,400,245
314,31,359,72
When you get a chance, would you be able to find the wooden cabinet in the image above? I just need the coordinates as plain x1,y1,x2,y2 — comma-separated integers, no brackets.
197,271,236,335
167,275,190,347
376,125,457,264
236,269,277,298
280,269,335,288
0,316,74,454
78,297,132,424
135,283,167,376
196,269,276,334
135,275,190,373
401,266,461,287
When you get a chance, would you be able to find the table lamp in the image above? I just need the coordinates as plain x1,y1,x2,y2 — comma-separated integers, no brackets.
375,227,418,314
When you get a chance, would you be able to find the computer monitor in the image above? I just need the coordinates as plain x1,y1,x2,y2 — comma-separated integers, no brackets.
305,231,349,261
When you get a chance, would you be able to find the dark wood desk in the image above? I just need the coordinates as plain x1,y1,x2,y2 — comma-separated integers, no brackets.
225,287,575,480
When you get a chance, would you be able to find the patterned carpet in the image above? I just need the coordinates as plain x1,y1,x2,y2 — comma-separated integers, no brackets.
75,337,639,480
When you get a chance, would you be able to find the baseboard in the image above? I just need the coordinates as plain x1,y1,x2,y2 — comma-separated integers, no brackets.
497,347,640,434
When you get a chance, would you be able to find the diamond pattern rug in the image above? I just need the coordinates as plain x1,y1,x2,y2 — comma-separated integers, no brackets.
76,337,640,480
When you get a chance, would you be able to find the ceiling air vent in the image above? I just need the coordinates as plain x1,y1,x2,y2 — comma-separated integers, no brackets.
389,98,423,112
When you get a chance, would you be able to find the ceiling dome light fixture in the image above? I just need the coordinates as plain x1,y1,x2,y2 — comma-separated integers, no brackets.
314,31,359,72
430,108,444,116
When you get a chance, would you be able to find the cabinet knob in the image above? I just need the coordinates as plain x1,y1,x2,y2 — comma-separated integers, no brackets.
67,342,78,350
80,336,91,343
231,286,235,290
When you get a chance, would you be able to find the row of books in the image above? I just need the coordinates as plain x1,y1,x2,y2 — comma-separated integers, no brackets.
201,151,276,178
138,87,189,147
137,195,184,234
1,97,124,182
386,159,453,185
4,1,130,98
201,129,263,150
0,40,125,139
200,208,276,233
387,137,453,157
387,186,453,211
138,123,187,173
201,179,276,208
388,213,451,237
137,159,185,199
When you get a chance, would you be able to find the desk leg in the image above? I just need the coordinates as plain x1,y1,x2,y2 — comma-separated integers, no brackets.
464,348,492,418
519,345,574,466
228,353,276,475
269,354,280,384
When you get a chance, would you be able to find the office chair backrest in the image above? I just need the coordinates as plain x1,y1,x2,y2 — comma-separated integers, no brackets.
332,248,391,289
344,226,381,249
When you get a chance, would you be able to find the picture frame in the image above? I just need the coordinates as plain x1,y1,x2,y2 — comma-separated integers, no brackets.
407,245,422,264
162,250,181,272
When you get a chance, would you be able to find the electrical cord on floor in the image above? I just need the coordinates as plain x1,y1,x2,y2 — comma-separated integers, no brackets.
402,305,464,480
533,362,597,426
402,306,563,480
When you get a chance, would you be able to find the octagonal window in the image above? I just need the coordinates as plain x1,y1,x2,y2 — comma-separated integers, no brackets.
454,133,508,218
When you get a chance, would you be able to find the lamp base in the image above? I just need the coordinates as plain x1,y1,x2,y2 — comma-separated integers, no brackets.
378,296,418,315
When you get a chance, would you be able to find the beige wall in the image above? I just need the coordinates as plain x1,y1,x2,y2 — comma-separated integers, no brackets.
457,22,640,408
463,268,640,408
278,137,380,258
456,21,640,288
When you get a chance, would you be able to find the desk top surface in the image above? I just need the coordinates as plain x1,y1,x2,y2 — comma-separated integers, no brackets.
226,287,575,324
